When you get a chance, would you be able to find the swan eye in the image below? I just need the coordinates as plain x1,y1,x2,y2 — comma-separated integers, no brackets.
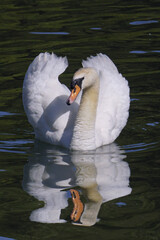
71,81,76,90
71,77,84,90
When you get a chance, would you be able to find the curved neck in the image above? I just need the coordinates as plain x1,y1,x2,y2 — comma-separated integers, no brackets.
70,77,99,150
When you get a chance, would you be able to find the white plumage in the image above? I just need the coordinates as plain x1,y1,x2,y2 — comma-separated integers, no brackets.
23,52,130,150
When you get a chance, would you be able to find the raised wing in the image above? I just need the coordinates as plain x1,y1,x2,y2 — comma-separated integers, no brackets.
23,52,79,147
82,54,130,147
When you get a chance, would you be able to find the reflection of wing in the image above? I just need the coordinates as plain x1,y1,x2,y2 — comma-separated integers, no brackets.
22,142,131,225
95,145,132,202
82,54,130,147
22,143,76,223
23,162,69,223
71,143,131,226
72,143,131,203
23,53,79,147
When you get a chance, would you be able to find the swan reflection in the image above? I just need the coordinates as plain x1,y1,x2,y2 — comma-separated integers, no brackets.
23,142,131,226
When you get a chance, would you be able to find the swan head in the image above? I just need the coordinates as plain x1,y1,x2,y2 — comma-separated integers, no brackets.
67,67,98,105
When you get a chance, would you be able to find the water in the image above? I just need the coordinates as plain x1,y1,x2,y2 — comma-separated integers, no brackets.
0,0,160,239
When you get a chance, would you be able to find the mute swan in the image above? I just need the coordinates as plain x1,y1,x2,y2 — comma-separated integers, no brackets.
23,52,130,150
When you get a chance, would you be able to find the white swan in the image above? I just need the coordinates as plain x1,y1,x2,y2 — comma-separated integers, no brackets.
23,52,130,150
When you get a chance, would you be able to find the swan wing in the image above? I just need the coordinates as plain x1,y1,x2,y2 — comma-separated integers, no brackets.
23,52,79,147
82,54,130,147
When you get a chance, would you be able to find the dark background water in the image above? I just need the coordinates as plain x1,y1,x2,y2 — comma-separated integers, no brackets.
0,0,160,239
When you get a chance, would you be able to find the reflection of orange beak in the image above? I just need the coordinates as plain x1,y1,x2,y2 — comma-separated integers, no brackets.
70,189,84,222
66,85,81,105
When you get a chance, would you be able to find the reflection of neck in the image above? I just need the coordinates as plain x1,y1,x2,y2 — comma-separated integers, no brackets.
85,183,102,202
75,183,102,227
71,78,99,150
72,152,103,226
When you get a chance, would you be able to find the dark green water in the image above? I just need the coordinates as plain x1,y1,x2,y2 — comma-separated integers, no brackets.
0,0,160,239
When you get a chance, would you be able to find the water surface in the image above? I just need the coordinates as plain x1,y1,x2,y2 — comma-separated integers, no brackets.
0,0,160,239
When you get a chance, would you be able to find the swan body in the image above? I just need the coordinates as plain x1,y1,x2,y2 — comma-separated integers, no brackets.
23,52,130,150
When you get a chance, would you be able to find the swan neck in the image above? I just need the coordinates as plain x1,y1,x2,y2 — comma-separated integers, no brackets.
71,77,99,150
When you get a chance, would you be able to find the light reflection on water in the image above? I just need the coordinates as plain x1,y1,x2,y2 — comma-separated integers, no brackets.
130,50,160,54
22,142,131,226
122,142,157,153
129,20,159,25
30,32,70,35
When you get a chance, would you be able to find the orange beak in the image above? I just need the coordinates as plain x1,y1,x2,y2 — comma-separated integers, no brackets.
70,189,84,222
66,85,81,105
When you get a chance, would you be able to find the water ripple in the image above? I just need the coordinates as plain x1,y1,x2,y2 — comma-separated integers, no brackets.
130,50,160,54
0,111,16,117
30,31,70,35
0,139,33,154
122,142,157,153
130,20,158,25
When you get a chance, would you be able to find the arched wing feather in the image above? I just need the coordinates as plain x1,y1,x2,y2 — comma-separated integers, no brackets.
82,54,130,147
23,52,79,147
